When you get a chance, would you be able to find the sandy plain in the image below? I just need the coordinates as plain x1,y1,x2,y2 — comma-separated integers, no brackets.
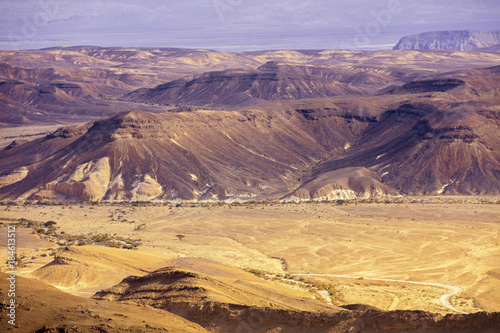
1,197,499,315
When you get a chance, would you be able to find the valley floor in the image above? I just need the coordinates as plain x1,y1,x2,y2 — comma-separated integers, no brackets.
1,197,499,314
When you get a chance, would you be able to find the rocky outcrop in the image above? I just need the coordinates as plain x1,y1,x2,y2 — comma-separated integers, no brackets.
38,157,112,201
393,30,500,51
0,166,29,188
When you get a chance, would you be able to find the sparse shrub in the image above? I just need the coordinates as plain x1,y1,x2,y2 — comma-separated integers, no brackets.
245,268,266,277
134,223,146,231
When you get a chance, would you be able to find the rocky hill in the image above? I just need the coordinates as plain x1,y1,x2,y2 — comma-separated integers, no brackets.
393,30,500,51
0,108,361,201
0,271,207,333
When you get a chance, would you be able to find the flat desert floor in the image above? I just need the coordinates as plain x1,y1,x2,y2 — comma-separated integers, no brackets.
1,198,499,314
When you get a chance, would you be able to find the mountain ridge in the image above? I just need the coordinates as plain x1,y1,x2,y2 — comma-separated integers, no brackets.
0,48,499,201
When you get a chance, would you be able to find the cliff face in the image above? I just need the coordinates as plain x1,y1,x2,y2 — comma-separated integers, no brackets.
393,30,500,51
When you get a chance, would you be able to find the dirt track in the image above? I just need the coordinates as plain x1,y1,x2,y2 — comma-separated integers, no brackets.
292,273,468,314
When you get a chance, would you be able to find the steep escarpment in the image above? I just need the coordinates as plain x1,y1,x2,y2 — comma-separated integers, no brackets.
393,30,500,51
293,65,500,198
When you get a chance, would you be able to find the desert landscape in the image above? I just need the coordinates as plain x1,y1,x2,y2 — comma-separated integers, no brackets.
1,197,499,332
0,16,500,332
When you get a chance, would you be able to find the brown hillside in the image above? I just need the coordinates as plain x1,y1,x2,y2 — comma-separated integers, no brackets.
1,77,499,200
0,107,375,201
0,49,499,200
309,101,500,196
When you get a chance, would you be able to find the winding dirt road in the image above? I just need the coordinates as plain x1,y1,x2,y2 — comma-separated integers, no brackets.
291,273,468,314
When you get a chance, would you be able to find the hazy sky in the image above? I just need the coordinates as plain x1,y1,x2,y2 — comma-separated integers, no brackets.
1,0,499,50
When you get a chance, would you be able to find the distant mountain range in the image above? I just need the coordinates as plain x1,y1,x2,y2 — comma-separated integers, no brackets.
393,29,500,52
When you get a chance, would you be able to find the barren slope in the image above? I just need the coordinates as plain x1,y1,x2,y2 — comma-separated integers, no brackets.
0,107,376,201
